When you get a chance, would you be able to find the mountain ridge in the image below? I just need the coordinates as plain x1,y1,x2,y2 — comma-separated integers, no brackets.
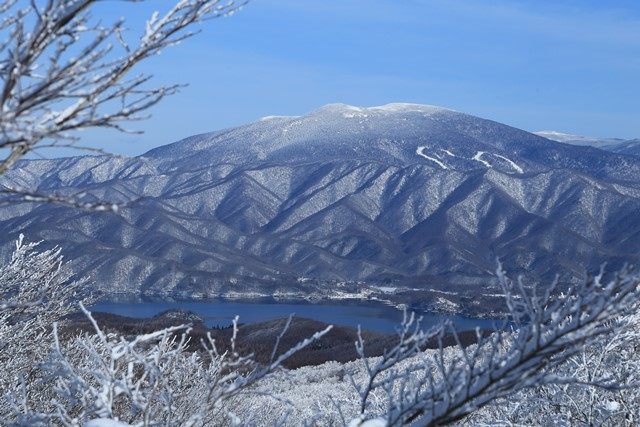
2,103,640,312
535,130,640,156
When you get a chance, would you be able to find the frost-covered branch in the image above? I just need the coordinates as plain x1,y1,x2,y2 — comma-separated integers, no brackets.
7,305,331,426
0,0,246,207
350,310,440,419
468,309,640,426
185,314,332,426
0,234,91,420
349,265,640,426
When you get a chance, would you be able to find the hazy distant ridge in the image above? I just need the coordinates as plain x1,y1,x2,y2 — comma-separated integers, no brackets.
535,130,640,155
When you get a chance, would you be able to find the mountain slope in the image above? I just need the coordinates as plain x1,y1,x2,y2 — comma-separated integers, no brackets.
2,103,640,305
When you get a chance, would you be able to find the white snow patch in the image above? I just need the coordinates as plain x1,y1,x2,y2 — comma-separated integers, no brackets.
259,115,298,122
493,153,524,173
473,151,523,173
348,417,386,427
430,289,457,296
603,400,620,412
416,146,448,169
434,296,460,312
440,149,455,157
369,102,454,114
472,151,492,168
342,112,369,118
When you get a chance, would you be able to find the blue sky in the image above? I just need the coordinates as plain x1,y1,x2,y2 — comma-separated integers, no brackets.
79,0,640,156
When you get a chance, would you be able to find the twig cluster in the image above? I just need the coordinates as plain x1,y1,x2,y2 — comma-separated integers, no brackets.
347,265,640,426
0,0,245,208
1,235,639,426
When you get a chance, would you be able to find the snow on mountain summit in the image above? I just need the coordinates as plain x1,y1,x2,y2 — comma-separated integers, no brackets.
535,130,587,142
140,102,640,182
369,102,455,114
259,115,299,122
142,102,546,174
314,102,454,116
4,103,640,300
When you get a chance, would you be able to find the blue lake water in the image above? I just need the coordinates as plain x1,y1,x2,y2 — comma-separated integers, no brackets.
91,300,500,334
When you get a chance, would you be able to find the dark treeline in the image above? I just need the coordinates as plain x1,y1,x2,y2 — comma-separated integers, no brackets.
61,310,488,369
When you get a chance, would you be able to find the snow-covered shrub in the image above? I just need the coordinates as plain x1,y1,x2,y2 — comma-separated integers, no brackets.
0,235,90,414
342,267,640,426
33,311,331,426
467,310,640,426
2,235,639,426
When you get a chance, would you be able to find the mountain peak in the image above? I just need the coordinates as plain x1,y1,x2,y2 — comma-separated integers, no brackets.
5,104,640,302
310,102,454,116
140,103,640,183
369,102,455,114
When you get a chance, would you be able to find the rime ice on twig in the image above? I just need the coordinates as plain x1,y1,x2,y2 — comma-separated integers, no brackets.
0,233,91,421
347,264,640,426
1,235,639,425
0,0,246,208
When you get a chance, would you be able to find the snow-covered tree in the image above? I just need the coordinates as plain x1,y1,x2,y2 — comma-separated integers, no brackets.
0,234,90,417
2,235,639,425
0,235,333,425
468,310,640,426
6,308,332,426
0,0,244,208
344,266,640,426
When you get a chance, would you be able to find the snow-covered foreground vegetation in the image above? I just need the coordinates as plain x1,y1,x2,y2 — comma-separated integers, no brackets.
237,316,640,426
1,236,639,426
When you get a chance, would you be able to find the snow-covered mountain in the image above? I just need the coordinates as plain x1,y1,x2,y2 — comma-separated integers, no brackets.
607,138,640,156
2,103,640,305
535,130,640,155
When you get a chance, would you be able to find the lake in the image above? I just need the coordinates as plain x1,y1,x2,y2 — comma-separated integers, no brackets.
91,300,500,334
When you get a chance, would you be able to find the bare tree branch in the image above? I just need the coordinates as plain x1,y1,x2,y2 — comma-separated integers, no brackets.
0,0,247,208
348,264,640,426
